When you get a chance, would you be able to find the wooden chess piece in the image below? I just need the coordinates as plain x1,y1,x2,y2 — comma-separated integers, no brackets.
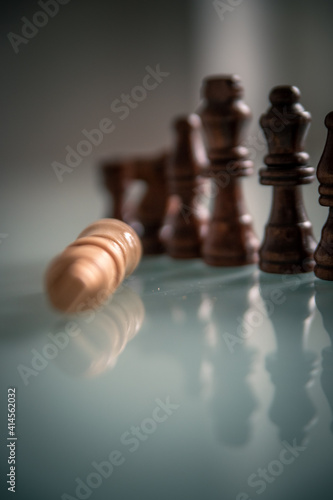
314,112,333,280
259,86,316,274
127,153,168,255
100,159,129,220
199,75,259,266
162,114,206,258
45,219,142,313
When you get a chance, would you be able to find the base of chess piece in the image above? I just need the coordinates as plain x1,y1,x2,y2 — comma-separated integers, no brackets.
202,176,259,266
260,186,317,274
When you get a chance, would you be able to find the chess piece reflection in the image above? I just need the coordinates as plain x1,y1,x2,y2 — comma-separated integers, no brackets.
199,75,259,266
201,268,258,445
53,286,144,377
136,283,207,397
259,86,316,273
315,280,333,434
260,275,318,444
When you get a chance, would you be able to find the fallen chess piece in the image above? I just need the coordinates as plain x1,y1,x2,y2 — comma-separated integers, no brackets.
45,219,142,313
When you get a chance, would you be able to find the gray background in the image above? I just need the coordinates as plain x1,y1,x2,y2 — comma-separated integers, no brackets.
1,0,332,268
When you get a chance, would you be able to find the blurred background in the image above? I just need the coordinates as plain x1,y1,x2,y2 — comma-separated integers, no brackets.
1,0,333,268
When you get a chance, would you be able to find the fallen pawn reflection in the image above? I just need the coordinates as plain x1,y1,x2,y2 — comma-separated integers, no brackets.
51,285,144,377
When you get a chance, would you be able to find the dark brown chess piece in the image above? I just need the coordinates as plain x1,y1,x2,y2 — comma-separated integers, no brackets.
259,85,316,274
100,159,129,220
161,114,206,258
199,75,259,266
127,153,168,255
314,112,333,280
101,153,168,255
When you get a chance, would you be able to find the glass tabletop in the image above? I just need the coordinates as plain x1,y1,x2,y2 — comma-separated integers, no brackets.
1,257,333,500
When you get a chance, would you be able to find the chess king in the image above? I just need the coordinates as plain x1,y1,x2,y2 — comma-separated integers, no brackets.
199,74,259,266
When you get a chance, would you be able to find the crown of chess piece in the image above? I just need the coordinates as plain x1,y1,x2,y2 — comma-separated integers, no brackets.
53,286,145,377
259,86,316,274
199,74,259,266
260,276,318,444
161,114,206,258
314,112,333,280
45,219,142,313
125,152,169,255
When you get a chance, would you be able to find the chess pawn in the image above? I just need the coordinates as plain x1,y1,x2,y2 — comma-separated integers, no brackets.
199,75,259,266
162,114,206,258
45,219,142,313
127,153,168,255
259,86,316,274
100,159,130,220
314,112,333,280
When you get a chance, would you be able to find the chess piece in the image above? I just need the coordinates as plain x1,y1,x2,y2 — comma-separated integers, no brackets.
162,114,206,258
315,280,333,433
45,219,142,313
127,153,168,255
199,75,259,266
260,275,318,443
100,159,129,220
314,112,333,280
259,86,316,274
